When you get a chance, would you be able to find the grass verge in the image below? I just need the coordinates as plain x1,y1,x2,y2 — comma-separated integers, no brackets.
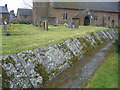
85,52,118,88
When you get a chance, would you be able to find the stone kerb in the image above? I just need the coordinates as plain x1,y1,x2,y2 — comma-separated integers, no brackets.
2,29,117,88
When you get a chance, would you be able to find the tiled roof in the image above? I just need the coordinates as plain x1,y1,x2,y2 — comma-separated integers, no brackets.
17,8,32,16
0,6,9,13
52,2,119,13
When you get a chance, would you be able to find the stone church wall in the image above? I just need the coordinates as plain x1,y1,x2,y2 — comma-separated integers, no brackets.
50,8,119,27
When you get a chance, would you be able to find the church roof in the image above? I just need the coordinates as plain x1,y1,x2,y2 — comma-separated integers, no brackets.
17,8,32,16
52,2,119,13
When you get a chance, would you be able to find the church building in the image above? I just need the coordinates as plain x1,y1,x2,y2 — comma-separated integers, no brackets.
32,2,120,27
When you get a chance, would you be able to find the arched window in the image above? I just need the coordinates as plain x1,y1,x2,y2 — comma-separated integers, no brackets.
94,15,97,21
108,16,111,20
63,12,67,19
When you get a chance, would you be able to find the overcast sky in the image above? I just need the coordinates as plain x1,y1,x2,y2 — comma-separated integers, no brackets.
0,0,119,14
0,0,32,14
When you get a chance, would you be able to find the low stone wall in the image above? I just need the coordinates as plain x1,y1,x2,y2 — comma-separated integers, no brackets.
2,29,117,88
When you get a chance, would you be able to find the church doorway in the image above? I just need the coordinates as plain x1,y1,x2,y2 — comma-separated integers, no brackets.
84,16,90,26
112,20,115,28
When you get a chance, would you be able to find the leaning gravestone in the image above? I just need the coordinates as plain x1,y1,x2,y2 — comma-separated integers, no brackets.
67,20,74,28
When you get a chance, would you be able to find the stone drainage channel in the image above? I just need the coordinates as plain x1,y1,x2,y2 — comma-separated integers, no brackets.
43,41,116,88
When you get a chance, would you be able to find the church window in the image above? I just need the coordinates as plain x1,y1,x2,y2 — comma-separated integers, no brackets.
94,15,97,21
108,16,111,20
63,12,68,19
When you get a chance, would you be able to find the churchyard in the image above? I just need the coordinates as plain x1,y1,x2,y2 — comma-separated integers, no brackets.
1,24,119,88
1,24,109,55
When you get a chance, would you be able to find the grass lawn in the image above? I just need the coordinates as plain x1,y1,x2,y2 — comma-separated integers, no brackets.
0,25,2,56
1,24,109,55
85,52,119,88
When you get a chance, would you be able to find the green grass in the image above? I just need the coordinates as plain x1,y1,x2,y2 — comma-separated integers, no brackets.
85,52,118,88
0,25,2,56
1,24,109,55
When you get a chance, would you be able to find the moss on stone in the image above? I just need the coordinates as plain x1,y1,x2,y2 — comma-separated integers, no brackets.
58,43,74,56
40,53,45,56
24,58,29,62
90,33,101,45
31,53,35,56
68,56,79,65
98,32,107,42
63,60,67,64
50,69,60,76
80,37,94,55
4,56,16,66
35,63,49,84
2,68,10,88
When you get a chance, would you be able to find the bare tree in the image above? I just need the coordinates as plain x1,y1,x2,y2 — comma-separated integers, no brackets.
23,0,33,8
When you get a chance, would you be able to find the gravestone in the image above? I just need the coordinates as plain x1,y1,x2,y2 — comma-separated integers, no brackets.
44,20,48,31
41,21,45,29
39,21,42,27
54,20,59,26
3,20,7,36
41,20,48,31
73,18,79,28
67,20,74,28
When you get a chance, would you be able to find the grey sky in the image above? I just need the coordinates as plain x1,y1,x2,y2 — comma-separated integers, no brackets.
0,0,32,14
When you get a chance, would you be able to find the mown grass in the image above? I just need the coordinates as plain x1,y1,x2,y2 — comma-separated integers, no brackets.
0,25,2,56
1,24,109,55
85,52,118,88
